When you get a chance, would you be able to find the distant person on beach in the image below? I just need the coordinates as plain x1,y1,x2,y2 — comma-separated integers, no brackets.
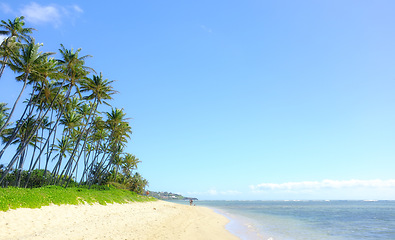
190,199,193,206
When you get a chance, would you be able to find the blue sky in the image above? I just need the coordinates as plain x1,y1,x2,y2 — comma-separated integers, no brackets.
1,1,395,200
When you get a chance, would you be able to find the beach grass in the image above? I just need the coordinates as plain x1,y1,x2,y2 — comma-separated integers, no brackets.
0,185,155,211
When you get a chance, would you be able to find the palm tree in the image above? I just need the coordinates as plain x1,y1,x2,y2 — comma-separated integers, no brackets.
79,116,107,184
129,172,148,194
63,73,116,186
60,109,82,134
0,36,21,80
85,108,131,187
50,136,73,184
95,108,131,185
1,116,41,186
0,41,55,185
122,153,140,178
0,16,35,79
0,17,142,190
0,103,9,135
0,57,60,161
27,45,92,184
0,40,54,137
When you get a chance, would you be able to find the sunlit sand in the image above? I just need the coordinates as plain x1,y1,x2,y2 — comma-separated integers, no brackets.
0,201,239,240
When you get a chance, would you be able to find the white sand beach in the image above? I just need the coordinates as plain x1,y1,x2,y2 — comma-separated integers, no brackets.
0,200,239,240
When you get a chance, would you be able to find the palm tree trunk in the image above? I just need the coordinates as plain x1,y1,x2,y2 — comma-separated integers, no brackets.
0,98,63,185
79,141,99,186
64,103,98,187
86,138,112,187
15,80,70,184
0,77,28,136
16,148,27,187
65,127,90,187
0,80,41,162
60,101,97,187
0,56,9,80
51,155,63,185
43,108,55,177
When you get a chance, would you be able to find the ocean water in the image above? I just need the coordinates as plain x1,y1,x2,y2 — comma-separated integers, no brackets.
196,200,395,240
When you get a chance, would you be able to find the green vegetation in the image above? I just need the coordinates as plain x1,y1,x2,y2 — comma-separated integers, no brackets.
149,191,185,200
0,16,148,192
0,185,155,212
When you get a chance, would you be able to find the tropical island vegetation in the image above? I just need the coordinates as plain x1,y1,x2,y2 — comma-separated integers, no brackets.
0,16,149,206
147,191,198,201
148,191,184,200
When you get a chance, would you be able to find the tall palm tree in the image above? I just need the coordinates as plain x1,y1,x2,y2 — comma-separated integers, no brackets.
0,41,54,185
0,40,54,136
63,73,116,186
0,16,35,79
0,57,60,161
79,116,107,184
91,108,131,186
28,45,92,183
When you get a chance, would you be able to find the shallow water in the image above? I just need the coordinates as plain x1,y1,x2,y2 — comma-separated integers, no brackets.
196,200,395,240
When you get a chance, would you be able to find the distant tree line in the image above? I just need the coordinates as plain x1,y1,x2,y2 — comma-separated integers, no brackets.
0,16,148,193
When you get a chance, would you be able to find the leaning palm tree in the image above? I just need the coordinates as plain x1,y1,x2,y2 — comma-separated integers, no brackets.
26,45,92,184
0,16,35,79
0,57,60,161
0,40,54,137
63,73,116,186
92,108,132,186
1,116,41,187
0,41,54,185
50,136,73,185
79,116,107,184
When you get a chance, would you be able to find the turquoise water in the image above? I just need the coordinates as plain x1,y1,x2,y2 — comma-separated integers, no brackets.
196,200,395,240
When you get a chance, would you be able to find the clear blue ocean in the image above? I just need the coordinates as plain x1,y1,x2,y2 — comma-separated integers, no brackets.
195,200,395,240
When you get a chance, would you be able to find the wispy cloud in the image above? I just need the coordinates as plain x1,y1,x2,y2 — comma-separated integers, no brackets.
72,5,83,13
1,2,83,28
200,25,213,33
250,179,395,192
20,3,61,26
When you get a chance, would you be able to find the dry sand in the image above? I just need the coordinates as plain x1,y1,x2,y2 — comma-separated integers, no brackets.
0,200,239,240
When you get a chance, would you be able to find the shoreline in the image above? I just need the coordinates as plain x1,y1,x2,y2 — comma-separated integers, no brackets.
0,200,239,240
165,200,266,240
210,207,266,240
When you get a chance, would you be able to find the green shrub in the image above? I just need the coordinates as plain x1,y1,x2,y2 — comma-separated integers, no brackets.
0,186,155,211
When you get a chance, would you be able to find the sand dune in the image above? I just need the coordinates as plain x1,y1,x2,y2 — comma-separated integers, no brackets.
0,200,239,240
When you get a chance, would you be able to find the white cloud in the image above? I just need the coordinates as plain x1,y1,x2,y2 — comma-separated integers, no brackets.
21,3,61,25
18,2,83,27
72,5,83,13
207,189,218,195
0,35,5,43
250,179,395,192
